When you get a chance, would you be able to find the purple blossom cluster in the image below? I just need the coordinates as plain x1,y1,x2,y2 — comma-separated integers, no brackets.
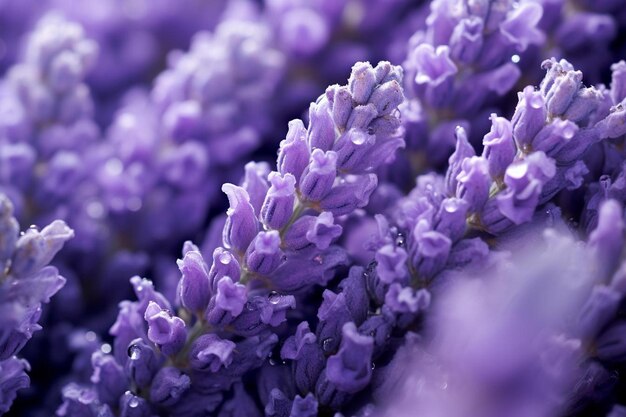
0,195,73,414
1,1,626,416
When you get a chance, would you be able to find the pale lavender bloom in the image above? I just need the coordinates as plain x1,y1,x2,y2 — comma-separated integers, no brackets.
374,228,596,417
397,0,545,173
438,58,626,235
0,14,100,232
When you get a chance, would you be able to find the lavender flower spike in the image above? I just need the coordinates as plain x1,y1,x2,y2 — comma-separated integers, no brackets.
398,0,545,172
0,194,73,413
447,58,626,235
216,61,403,293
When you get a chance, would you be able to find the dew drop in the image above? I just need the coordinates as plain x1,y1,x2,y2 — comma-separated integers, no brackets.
219,252,232,265
563,124,576,140
101,343,112,354
350,131,368,145
268,291,281,304
395,233,405,248
28,224,39,232
85,331,96,342
127,344,141,360
322,338,335,352
129,397,139,408
511,54,520,63
364,261,378,280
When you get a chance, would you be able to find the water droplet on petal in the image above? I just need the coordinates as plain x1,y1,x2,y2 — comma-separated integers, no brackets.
101,343,112,354
127,344,141,360
129,397,139,408
322,338,335,352
350,131,368,145
28,224,39,232
268,291,281,304
395,233,405,248
219,252,232,265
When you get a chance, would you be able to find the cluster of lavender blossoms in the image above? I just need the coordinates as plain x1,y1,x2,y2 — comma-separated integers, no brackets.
2,0,626,416
94,10,285,252
55,60,405,417
398,0,545,175
0,195,73,413
0,14,99,223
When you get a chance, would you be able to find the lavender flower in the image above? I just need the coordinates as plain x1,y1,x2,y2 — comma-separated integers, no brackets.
4,2,626,416
462,58,625,234
330,55,626,417
373,229,593,417
56,60,405,416
95,10,285,251
0,15,108,314
55,270,287,416
0,194,73,414
349,62,623,382
217,60,404,293
0,14,99,221
371,198,626,417
398,0,545,172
